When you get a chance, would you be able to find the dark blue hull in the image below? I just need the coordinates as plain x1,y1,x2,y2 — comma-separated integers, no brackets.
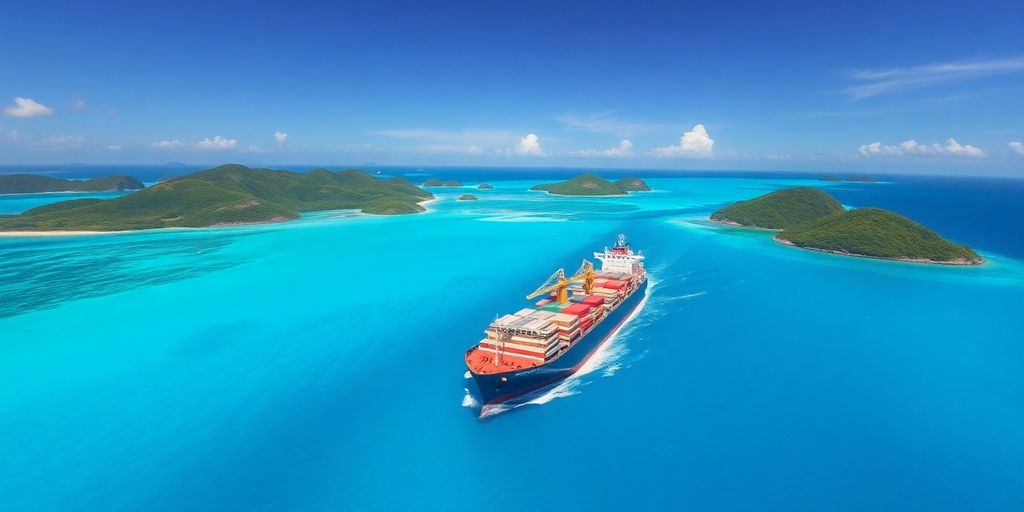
469,279,648,406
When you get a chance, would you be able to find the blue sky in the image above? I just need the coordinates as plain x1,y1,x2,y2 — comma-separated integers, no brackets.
1,0,1023,174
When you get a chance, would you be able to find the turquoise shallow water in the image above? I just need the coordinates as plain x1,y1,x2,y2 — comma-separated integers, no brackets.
1,174,1023,511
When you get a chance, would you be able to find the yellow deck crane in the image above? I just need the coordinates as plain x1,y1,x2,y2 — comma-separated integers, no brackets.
525,259,596,304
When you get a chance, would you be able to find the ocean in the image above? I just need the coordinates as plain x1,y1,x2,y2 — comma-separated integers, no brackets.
1,167,1022,511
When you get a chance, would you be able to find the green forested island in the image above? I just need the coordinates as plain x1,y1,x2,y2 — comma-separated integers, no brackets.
531,174,650,196
711,187,982,265
710,187,843,229
458,194,478,201
477,183,494,190
0,164,433,232
778,208,982,265
0,174,144,194
422,179,462,187
615,177,651,191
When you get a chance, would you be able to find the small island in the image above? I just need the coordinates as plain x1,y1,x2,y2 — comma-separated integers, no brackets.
0,164,433,232
711,187,843,229
615,177,651,191
531,174,650,196
458,194,478,201
422,179,462,187
0,174,144,194
845,175,878,183
711,187,981,265
477,183,494,190
778,208,982,265
819,175,842,182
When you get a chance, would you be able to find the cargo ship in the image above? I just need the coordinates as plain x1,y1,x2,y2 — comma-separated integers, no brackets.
465,234,648,408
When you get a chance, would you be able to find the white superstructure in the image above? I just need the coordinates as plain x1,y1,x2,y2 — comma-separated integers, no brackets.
594,233,645,274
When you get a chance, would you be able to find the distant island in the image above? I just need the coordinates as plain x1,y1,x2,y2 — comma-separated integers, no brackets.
531,174,650,196
0,174,144,194
477,183,494,190
711,187,843,229
0,164,433,233
711,187,981,265
845,175,878,183
422,179,462,187
819,175,878,183
458,194,478,201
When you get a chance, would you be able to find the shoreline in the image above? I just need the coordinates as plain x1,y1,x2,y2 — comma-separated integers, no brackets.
708,217,779,231
0,188,142,197
532,189,629,198
0,200,435,237
708,215,984,266
774,237,984,266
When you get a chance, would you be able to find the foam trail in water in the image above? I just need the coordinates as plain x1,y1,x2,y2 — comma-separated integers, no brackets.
462,388,479,408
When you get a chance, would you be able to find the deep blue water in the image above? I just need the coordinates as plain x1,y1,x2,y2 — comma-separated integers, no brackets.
1,169,1022,511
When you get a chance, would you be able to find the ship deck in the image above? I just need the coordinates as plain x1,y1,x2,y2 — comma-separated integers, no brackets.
465,348,541,375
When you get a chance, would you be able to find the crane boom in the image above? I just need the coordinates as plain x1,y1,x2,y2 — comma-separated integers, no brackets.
525,259,595,304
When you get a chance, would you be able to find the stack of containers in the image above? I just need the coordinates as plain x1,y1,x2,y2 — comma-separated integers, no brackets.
550,312,582,346
480,308,561,363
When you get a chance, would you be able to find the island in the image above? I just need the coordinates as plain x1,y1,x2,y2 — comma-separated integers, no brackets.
615,177,651,191
477,183,494,190
711,187,982,265
845,175,879,183
422,179,462,187
819,175,842,182
710,187,843,229
0,164,433,232
777,208,982,265
458,194,478,201
0,174,144,194
531,174,650,196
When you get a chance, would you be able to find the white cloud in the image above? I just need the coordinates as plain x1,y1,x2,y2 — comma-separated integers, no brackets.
3,97,54,118
843,56,1024,100
195,135,237,150
1008,141,1024,155
106,145,122,151
151,140,184,149
652,124,714,157
240,145,265,153
858,138,985,157
274,131,287,148
515,133,544,156
72,100,88,111
570,139,635,157
944,138,985,157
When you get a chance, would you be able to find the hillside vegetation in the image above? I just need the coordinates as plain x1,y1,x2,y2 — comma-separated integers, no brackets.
531,174,649,196
0,174,144,194
0,164,432,231
777,208,982,264
711,187,844,229
615,177,651,191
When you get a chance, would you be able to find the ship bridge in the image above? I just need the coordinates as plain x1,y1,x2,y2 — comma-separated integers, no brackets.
594,234,644,275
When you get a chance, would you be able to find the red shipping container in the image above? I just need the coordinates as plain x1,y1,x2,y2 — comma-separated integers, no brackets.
582,295,604,306
602,280,626,290
562,303,592,316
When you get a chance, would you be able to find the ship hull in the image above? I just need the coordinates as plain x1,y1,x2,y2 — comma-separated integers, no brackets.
469,279,648,406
